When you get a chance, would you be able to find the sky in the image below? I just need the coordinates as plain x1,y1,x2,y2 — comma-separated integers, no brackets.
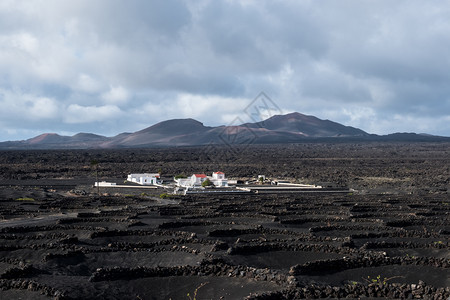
1,0,450,141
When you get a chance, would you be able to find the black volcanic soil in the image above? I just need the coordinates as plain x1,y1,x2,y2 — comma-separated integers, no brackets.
0,143,449,299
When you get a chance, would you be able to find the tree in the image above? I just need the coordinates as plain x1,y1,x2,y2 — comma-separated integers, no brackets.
201,178,213,187
174,174,187,179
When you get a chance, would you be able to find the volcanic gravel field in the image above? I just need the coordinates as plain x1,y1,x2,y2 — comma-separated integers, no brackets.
0,143,449,299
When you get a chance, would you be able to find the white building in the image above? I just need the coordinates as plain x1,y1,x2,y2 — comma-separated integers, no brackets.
127,173,160,185
210,171,228,187
174,174,207,187
175,178,191,187
191,174,208,186
175,172,228,187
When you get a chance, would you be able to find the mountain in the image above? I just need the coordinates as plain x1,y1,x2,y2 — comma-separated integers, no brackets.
27,133,66,145
0,112,448,149
102,119,213,147
244,112,369,137
0,132,109,149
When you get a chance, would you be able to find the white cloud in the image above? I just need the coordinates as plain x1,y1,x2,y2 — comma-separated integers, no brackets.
136,93,250,126
76,74,103,93
174,93,250,123
0,89,60,121
29,97,59,120
101,85,130,104
3,32,39,54
65,104,122,124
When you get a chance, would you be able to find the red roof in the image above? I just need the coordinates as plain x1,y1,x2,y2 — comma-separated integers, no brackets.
214,171,224,174
194,174,207,178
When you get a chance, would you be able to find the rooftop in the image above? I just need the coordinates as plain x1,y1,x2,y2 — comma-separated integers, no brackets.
193,174,207,178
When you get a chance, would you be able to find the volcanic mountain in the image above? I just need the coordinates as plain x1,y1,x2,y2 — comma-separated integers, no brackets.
244,112,368,137
101,119,214,147
0,112,447,149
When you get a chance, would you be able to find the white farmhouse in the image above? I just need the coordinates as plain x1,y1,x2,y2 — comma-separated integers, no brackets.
175,172,228,187
127,173,160,185
191,174,208,186
174,174,207,187
210,171,228,187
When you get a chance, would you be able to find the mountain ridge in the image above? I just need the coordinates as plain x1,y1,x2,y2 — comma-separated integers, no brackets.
244,112,369,137
1,112,448,149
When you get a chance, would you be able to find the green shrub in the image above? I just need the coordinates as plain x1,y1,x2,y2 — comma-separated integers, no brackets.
201,179,213,187
16,197,35,201
363,275,403,285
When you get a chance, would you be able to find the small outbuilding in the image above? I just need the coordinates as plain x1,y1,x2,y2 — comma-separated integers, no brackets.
127,173,160,185
94,181,117,187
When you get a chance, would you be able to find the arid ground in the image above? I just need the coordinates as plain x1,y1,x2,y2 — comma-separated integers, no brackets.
0,143,449,299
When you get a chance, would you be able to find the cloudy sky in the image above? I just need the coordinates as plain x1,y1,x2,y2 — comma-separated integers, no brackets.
1,0,450,141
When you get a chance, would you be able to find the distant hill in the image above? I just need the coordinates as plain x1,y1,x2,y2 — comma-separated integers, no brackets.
0,112,448,149
101,119,214,148
244,112,369,137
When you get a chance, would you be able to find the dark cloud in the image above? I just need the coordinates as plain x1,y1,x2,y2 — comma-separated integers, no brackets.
0,0,449,141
